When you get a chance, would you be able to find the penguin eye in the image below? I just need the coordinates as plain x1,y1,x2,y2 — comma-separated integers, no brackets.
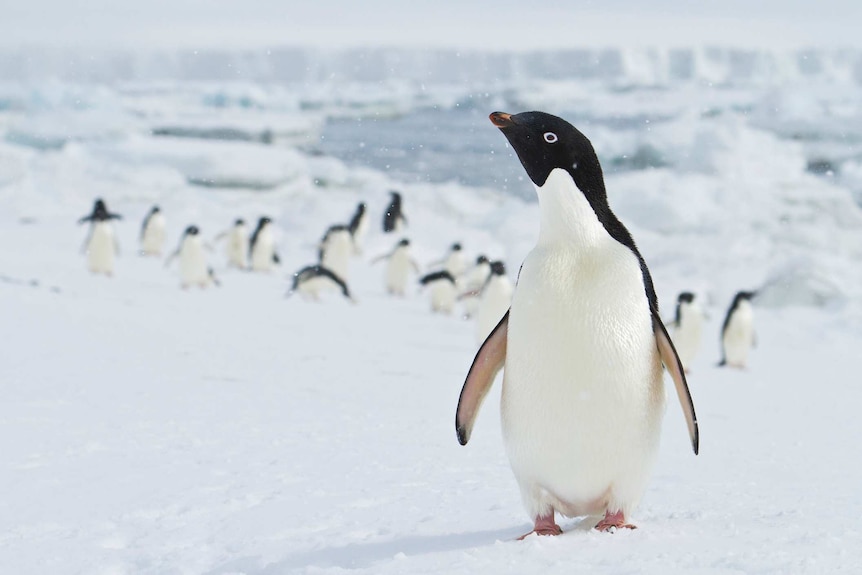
543,132,558,143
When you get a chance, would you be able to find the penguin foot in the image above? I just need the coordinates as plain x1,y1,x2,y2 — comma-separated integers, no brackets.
517,513,562,540
594,510,636,532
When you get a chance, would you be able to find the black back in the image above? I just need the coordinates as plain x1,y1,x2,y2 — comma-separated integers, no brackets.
383,191,403,233
348,202,366,236
674,292,696,327
292,264,351,299
141,205,160,239
419,270,456,285
491,110,658,314
249,216,272,255
319,224,351,261
79,198,122,224
721,291,757,336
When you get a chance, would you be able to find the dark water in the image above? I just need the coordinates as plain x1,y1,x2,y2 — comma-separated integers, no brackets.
318,107,534,198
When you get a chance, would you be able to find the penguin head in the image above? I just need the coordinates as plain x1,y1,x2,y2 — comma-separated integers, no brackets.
678,292,696,304
490,111,605,196
397,238,410,247
357,202,366,213
234,218,245,227
451,243,462,252
150,205,161,214
476,255,489,265
184,225,200,236
490,260,506,276
389,191,402,203
258,216,272,228
734,290,758,303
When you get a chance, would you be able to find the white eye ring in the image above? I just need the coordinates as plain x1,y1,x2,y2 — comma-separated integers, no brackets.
543,132,558,143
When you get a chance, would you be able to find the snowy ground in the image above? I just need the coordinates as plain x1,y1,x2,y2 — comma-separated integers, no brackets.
2,64,862,573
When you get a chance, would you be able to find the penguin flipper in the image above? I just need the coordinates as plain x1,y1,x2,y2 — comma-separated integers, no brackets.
456,310,508,446
653,312,699,455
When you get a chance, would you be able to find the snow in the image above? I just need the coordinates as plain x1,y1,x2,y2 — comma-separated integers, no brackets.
2,60,862,574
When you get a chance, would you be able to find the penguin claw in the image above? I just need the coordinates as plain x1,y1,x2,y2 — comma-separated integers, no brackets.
517,513,562,540
594,510,637,532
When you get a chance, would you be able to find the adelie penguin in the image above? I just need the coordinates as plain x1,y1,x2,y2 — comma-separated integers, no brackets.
456,111,698,537
382,191,407,233
474,260,513,345
373,238,419,296
429,243,467,279
318,224,353,282
672,292,704,373
720,291,757,369
78,198,122,276
139,205,166,257
460,255,492,319
419,270,457,314
217,218,248,269
348,202,369,255
287,265,354,302
249,216,280,272
166,226,219,289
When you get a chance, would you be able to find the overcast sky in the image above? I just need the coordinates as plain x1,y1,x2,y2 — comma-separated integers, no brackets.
1,0,859,50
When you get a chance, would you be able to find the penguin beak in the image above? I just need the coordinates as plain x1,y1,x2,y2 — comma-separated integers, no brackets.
489,112,515,128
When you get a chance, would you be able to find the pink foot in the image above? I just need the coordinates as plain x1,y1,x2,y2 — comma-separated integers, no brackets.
595,510,637,532
517,512,563,540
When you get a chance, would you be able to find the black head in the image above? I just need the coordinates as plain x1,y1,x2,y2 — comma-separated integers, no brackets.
734,290,758,304
451,243,462,252
94,198,107,211
184,225,200,236
490,261,506,276
389,191,401,203
234,218,245,226
258,216,272,227
357,202,366,213
678,292,696,304
397,238,410,247
150,205,161,214
490,111,605,197
476,255,489,265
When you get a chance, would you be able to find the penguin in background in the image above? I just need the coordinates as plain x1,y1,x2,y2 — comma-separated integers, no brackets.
216,218,249,269
249,216,280,272
166,225,218,289
460,255,492,319
318,224,353,282
429,243,467,279
78,198,122,276
382,191,407,233
287,264,354,302
671,292,704,373
139,205,166,257
455,111,698,538
372,238,419,296
474,260,513,345
719,291,757,369
348,202,369,255
419,270,458,314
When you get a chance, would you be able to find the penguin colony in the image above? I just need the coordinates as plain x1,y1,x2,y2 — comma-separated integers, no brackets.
76,110,761,538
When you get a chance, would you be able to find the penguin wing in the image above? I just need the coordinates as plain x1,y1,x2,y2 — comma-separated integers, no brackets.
653,311,699,455
455,310,508,445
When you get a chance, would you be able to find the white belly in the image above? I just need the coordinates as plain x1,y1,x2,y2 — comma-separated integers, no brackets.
298,276,340,300
141,215,166,256
723,304,754,367
445,253,467,278
475,276,512,344
502,244,665,519
352,216,369,254
386,250,411,295
180,239,209,287
429,281,456,313
672,303,703,370
227,228,248,268
321,232,352,281
87,222,115,275
251,230,275,272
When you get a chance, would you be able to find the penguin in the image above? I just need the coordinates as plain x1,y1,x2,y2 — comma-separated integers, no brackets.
671,292,704,373
382,191,407,233
78,198,122,276
219,218,249,269
249,216,280,272
460,255,492,318
166,225,214,289
288,264,354,302
319,224,353,282
719,291,757,369
455,111,698,538
373,238,419,296
348,202,369,254
474,260,513,345
429,243,467,279
139,205,166,257
419,270,458,314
